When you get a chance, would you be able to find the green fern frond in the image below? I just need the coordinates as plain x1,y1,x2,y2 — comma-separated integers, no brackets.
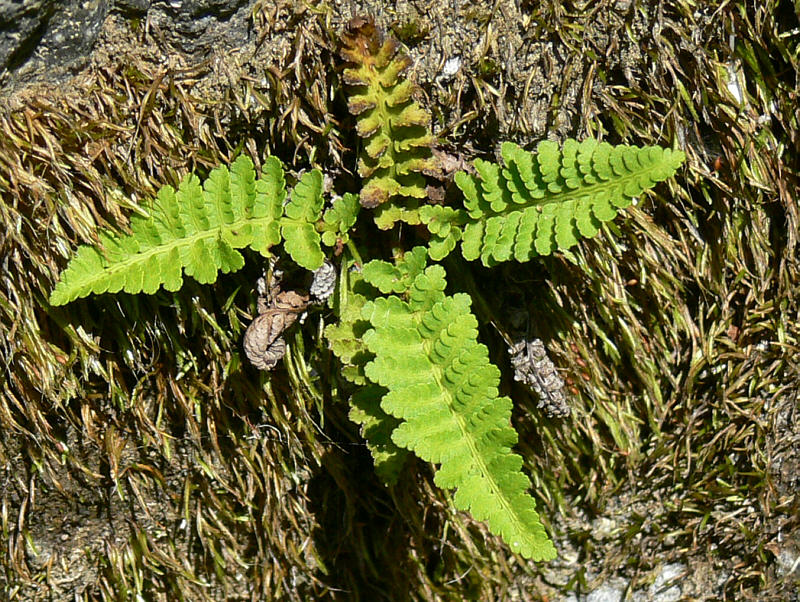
50,156,285,305
49,156,329,305
421,139,685,266
324,265,408,484
340,17,439,230
360,253,556,560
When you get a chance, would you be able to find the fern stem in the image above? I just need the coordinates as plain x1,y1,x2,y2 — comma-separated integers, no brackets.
345,239,364,267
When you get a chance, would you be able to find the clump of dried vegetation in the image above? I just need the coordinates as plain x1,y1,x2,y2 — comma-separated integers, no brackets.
1,0,798,600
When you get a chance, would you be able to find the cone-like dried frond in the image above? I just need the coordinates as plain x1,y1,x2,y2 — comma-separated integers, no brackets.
360,252,556,560
422,140,684,265
50,156,325,305
340,16,439,229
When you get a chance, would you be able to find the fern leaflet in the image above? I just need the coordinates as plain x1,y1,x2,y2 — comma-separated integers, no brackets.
280,169,325,271
349,384,407,485
321,193,360,247
360,246,428,294
324,267,374,386
324,265,408,484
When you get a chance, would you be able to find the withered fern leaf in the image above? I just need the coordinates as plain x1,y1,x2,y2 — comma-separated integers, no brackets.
340,17,439,230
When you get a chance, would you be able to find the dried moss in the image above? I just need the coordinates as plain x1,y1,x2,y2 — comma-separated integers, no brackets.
1,0,799,600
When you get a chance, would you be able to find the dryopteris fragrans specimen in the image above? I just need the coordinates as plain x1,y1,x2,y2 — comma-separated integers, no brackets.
49,139,682,560
359,247,556,560
340,16,439,230
49,16,686,564
420,139,686,265
49,156,359,306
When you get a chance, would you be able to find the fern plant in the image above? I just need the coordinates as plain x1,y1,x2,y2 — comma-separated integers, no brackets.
49,17,685,562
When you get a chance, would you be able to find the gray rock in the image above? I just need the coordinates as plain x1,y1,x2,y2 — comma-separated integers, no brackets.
0,0,255,96
775,547,800,578
1,0,58,71
586,580,627,602
1,0,109,90
145,0,252,55
649,563,684,602
113,0,150,15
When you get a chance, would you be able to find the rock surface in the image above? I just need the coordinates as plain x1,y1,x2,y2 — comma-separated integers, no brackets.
0,0,254,94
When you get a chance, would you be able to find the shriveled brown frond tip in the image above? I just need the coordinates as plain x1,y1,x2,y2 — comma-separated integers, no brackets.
340,16,386,64
340,16,410,91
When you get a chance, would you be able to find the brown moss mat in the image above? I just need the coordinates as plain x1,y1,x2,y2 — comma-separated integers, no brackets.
1,1,799,599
